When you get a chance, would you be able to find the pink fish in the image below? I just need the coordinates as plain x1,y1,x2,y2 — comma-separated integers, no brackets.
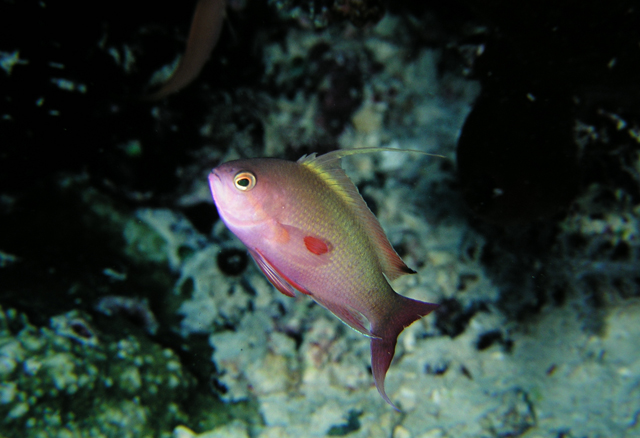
147,0,226,99
208,148,439,409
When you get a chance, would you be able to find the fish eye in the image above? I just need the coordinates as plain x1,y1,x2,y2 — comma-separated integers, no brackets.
233,171,256,191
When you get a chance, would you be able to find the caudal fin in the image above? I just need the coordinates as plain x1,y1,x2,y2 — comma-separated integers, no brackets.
370,295,438,410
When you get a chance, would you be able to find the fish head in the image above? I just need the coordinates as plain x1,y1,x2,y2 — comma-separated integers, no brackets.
208,158,286,229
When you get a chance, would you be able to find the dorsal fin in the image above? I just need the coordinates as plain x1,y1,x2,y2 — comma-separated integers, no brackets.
298,147,443,280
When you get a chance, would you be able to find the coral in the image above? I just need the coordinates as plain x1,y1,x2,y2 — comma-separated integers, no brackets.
175,244,269,335
261,13,478,160
191,12,640,437
94,296,159,335
0,306,198,438
268,0,385,29
173,420,250,438
50,310,99,347
4,1,639,437
124,208,209,271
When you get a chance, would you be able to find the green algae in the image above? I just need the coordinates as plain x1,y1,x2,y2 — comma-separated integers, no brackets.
0,306,217,438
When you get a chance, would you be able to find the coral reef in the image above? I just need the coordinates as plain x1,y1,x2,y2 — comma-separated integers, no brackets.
269,0,385,29
95,296,160,335
2,0,639,437
0,307,196,438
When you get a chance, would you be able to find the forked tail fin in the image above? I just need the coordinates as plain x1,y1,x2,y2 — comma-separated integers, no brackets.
370,295,438,410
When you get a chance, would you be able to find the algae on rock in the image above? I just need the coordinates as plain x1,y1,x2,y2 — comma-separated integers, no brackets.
0,306,200,438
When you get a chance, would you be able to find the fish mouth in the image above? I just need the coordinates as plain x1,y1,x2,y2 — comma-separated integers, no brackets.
208,170,224,203
210,170,222,182
208,170,223,189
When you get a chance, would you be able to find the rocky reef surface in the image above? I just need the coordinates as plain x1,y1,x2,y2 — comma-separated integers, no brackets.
2,1,639,437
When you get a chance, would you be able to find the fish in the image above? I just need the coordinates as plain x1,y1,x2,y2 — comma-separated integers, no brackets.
208,147,440,409
147,0,226,99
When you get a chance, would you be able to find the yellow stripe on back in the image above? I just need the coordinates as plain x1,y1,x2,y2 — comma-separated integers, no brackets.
298,149,417,280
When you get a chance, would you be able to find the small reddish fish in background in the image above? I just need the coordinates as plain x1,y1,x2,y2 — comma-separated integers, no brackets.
208,147,440,409
147,0,226,100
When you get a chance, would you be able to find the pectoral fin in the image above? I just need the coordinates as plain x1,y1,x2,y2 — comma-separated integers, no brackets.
248,248,311,298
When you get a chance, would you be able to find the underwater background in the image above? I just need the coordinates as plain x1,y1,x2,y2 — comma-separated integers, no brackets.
1,1,639,437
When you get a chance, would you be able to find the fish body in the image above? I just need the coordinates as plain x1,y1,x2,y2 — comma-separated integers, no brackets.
147,0,226,99
208,148,438,408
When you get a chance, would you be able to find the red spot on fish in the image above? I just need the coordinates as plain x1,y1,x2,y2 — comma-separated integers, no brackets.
304,236,329,255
